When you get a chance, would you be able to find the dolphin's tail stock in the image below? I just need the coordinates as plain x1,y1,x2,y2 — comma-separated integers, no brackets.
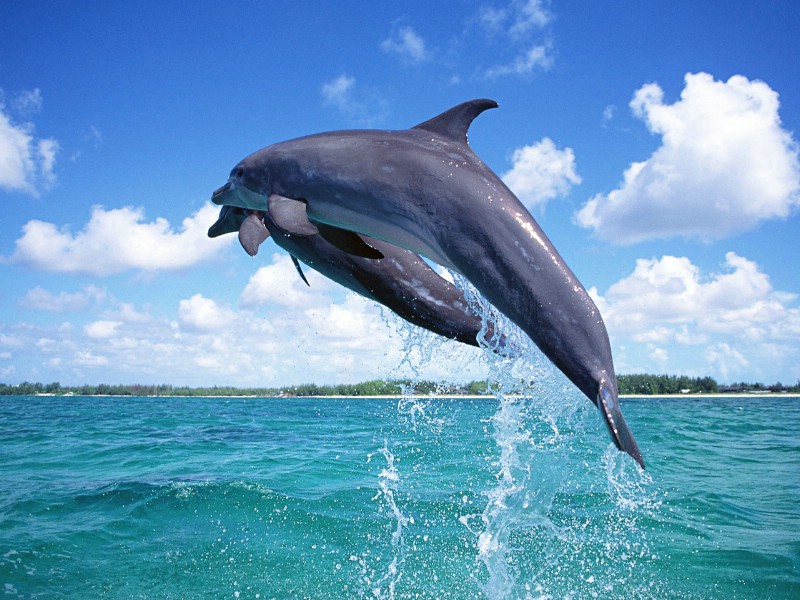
598,383,645,469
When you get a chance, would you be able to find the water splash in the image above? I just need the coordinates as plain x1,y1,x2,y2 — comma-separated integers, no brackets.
373,272,663,598
449,272,663,599
366,440,409,599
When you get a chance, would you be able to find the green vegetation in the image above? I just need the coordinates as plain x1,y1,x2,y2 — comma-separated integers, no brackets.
0,379,488,397
1,376,798,397
616,374,718,395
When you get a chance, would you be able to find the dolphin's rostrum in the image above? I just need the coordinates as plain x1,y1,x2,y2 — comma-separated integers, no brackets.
212,99,645,468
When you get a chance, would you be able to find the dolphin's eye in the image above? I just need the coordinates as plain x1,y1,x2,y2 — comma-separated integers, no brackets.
235,167,244,179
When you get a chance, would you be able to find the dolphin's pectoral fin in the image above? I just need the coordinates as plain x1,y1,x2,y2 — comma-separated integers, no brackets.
413,99,499,146
268,194,320,237
238,211,271,257
598,383,645,469
291,255,310,286
317,224,385,259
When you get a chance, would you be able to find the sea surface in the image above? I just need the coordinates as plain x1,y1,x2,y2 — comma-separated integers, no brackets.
1,391,798,599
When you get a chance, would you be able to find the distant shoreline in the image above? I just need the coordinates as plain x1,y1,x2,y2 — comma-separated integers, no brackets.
18,392,800,399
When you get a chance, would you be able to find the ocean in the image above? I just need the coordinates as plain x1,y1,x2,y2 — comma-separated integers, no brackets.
1,391,798,599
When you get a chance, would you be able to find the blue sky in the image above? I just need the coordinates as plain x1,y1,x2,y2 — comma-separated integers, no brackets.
1,0,798,387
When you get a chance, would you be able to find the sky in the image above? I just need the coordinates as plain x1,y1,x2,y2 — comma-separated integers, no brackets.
1,0,799,387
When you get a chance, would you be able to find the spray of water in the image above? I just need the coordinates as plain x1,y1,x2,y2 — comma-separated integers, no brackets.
365,440,409,599
368,272,662,598
453,273,662,599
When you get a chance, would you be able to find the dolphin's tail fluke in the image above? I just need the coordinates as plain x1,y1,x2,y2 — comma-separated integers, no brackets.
598,384,645,469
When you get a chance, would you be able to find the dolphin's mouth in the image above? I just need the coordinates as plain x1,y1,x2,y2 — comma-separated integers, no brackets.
207,205,271,257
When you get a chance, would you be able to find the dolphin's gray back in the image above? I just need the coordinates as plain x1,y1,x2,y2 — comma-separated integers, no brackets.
266,126,615,404
222,99,641,466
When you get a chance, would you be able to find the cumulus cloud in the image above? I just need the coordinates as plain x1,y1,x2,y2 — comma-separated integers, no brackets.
178,294,238,333
5,202,233,275
0,248,488,386
74,351,108,367
704,343,749,382
304,294,392,351
502,137,581,208
592,252,800,380
321,74,356,112
576,73,800,243
0,89,60,195
479,0,552,37
239,254,335,309
478,1,554,79
380,25,428,64
84,320,122,339
320,74,388,126
21,285,108,312
484,42,553,79
9,88,44,116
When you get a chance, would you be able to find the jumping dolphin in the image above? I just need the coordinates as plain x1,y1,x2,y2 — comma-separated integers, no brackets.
208,204,501,348
211,99,644,468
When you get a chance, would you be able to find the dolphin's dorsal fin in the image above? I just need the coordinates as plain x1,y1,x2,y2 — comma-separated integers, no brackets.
412,99,499,146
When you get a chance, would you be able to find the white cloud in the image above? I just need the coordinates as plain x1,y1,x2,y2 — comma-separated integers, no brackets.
2,294,483,388
0,252,487,387
321,74,356,112
178,294,238,333
320,74,388,126
479,0,552,37
502,137,581,209
381,25,428,64
74,351,108,367
304,293,392,350
593,252,800,381
477,1,554,79
704,343,749,382
21,285,107,312
111,302,152,323
87,126,103,146
0,93,60,195
648,345,669,366
37,138,58,187
84,320,122,339
5,202,233,275
602,104,616,127
484,42,553,79
576,72,800,243
0,333,23,348
10,88,43,116
239,254,334,309
510,0,552,33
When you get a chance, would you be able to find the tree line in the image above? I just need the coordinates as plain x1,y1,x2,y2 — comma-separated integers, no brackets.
1,375,798,397
0,379,488,397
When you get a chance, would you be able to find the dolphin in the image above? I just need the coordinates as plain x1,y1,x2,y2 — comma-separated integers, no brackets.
208,204,501,348
211,99,644,468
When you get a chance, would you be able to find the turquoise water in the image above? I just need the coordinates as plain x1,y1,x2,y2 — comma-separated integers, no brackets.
1,392,798,599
